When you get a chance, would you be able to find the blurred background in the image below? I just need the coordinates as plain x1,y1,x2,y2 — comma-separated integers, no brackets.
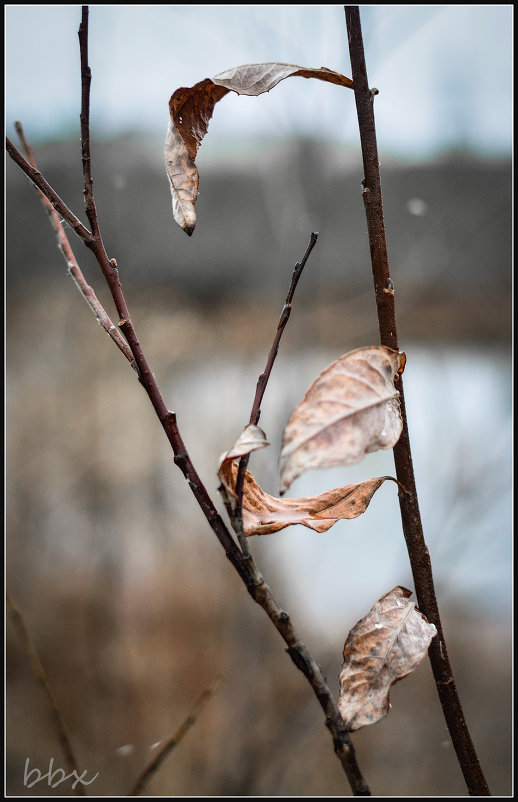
6,4,512,797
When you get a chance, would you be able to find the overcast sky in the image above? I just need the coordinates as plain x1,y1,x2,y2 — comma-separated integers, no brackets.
5,5,513,161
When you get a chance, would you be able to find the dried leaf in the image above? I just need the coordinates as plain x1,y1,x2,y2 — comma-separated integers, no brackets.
211,63,353,96
165,63,353,234
219,424,270,462
165,80,229,236
338,587,437,731
279,346,405,495
218,425,396,537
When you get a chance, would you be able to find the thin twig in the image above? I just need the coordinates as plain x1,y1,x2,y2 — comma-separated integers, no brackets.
6,591,86,796
6,137,92,243
14,122,136,369
234,232,318,554
344,5,490,796
6,9,371,795
249,232,318,427
128,677,222,796
78,6,99,237
5,142,134,360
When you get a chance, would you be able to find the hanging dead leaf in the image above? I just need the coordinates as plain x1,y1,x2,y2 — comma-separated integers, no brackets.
338,586,437,731
279,346,405,495
165,63,353,234
218,425,397,536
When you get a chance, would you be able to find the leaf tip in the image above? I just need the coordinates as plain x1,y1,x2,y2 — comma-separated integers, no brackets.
278,469,291,498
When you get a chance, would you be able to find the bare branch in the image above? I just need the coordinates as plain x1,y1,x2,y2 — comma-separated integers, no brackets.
14,122,136,369
234,232,318,552
344,5,490,796
78,6,100,237
249,231,318,427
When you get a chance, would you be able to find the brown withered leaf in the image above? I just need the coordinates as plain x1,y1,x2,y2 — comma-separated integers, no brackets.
338,586,437,731
218,425,396,537
165,63,353,234
279,346,405,495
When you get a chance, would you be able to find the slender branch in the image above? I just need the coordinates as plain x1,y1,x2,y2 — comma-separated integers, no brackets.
14,122,136,369
234,231,318,553
128,677,222,796
7,592,86,796
78,5,99,237
344,6,490,796
249,232,318,427
6,137,92,243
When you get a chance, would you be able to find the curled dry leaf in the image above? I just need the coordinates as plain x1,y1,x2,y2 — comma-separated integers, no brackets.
279,346,405,495
338,586,437,731
165,63,353,234
218,425,396,537
219,424,270,462
212,63,354,95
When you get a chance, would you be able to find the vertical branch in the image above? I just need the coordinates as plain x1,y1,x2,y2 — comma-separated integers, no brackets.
344,5,490,796
78,5,99,237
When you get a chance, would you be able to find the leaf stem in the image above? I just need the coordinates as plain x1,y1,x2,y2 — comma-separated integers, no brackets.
344,5,490,796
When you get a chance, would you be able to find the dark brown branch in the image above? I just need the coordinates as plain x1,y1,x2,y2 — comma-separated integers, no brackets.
344,5,490,796
7,592,85,796
249,231,318,427
252,579,370,795
78,6,99,237
234,232,318,551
